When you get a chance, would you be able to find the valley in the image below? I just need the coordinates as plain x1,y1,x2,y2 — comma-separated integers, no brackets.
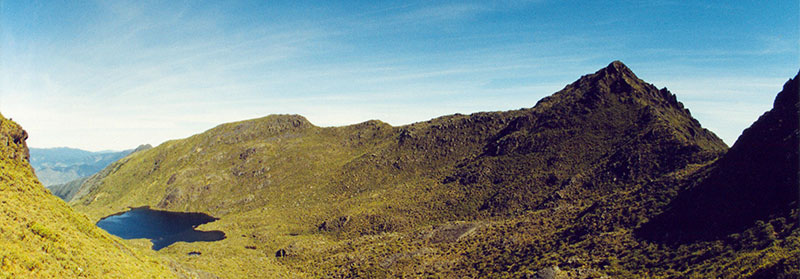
4,2,796,278
30,147,142,187
44,62,798,278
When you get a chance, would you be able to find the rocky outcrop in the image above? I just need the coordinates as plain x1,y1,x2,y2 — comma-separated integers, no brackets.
444,61,727,216
0,114,30,163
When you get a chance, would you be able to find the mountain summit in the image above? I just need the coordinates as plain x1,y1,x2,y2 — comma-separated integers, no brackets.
63,61,765,278
539,61,679,107
576,60,648,93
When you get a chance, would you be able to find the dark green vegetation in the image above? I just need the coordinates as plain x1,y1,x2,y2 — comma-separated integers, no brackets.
31,145,149,187
71,62,798,278
0,114,185,278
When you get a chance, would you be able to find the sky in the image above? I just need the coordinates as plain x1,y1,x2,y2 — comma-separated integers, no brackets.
1,1,797,151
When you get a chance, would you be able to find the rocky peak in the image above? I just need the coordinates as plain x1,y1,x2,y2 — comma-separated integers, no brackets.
528,61,724,150
769,70,798,120
574,60,648,95
202,114,315,146
534,60,680,114
0,113,30,163
600,60,638,79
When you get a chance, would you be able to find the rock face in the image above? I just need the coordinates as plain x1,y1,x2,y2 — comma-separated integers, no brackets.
1,116,29,162
640,71,800,243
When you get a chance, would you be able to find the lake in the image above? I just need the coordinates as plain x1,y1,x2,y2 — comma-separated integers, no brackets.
96,206,226,250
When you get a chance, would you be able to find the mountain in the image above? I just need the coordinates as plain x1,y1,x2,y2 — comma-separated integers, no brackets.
0,113,180,277
639,71,799,242
45,145,153,201
30,146,147,186
70,62,797,278
74,61,727,219
47,176,89,201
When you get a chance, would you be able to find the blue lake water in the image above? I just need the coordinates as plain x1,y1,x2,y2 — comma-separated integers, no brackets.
96,207,226,250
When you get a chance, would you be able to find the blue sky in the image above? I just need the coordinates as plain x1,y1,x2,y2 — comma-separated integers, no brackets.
1,1,797,151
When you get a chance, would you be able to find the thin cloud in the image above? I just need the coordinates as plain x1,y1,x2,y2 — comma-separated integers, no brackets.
1,1,797,151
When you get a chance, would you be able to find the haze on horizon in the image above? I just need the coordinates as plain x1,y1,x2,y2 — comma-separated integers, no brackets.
1,1,797,151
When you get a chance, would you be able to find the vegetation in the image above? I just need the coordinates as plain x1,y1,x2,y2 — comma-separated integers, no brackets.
47,176,88,201
59,62,800,278
639,72,799,244
0,114,193,278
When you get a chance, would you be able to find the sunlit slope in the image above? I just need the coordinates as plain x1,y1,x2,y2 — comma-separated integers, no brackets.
0,113,179,278
74,61,727,224
69,62,797,278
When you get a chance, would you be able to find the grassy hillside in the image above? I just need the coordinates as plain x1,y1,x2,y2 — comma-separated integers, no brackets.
0,113,184,278
46,177,88,201
71,62,798,278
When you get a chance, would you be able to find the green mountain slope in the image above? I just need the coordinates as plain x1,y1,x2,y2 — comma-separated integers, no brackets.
71,62,797,278
74,61,726,220
47,176,89,201
0,114,179,278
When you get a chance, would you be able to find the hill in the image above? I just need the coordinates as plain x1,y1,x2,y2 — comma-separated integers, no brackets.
47,176,89,201
71,62,797,278
45,145,152,201
30,146,146,186
0,114,181,278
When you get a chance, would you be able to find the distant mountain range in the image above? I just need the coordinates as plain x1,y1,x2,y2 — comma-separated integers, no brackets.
29,146,147,187
66,61,798,278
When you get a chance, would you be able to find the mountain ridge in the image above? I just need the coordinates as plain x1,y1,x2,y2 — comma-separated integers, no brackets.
639,70,800,243
67,61,796,278
30,146,138,186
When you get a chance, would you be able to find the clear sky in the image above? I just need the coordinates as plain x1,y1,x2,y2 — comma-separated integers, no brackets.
1,1,797,151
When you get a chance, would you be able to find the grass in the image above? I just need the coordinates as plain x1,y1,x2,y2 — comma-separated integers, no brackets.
0,113,190,278
62,62,800,278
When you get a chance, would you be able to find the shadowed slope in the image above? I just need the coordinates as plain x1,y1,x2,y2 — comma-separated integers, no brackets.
639,71,800,243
